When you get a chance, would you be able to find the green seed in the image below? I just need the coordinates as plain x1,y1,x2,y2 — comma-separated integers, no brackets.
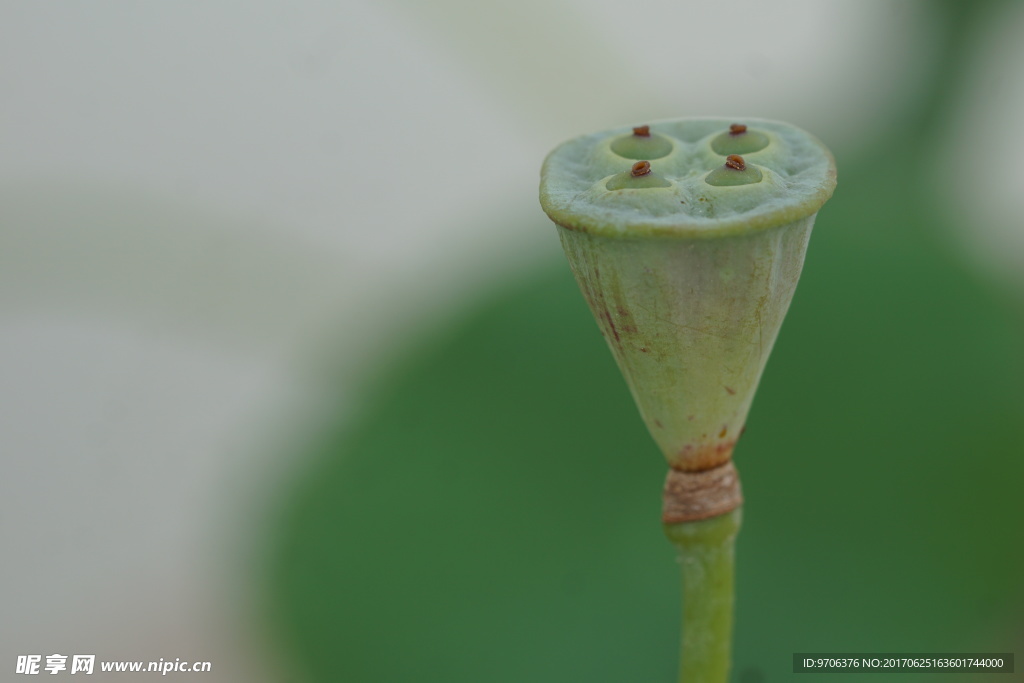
711,123,769,156
705,155,763,186
610,125,674,160
607,160,673,190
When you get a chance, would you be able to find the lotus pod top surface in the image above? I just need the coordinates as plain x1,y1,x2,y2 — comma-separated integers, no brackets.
540,118,836,239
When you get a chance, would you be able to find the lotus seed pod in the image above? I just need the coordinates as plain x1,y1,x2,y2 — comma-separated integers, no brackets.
540,117,836,475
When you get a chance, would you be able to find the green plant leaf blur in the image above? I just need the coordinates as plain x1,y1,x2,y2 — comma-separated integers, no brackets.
266,3,1024,681
267,174,1024,681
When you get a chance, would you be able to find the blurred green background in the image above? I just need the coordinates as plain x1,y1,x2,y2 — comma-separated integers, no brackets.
266,2,1023,681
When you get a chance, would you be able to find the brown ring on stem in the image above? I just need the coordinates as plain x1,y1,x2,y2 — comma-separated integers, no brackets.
631,160,652,177
662,461,743,523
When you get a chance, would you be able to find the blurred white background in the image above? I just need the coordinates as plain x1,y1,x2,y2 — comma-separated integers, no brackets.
1,1,1021,679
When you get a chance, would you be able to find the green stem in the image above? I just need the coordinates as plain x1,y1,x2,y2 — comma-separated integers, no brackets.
664,507,742,683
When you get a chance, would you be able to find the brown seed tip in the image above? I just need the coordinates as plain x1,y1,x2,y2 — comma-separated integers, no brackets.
729,123,747,136
633,125,651,137
725,154,746,171
631,160,652,177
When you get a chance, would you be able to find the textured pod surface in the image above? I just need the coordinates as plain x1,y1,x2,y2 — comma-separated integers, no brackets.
540,117,835,238
558,218,812,470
